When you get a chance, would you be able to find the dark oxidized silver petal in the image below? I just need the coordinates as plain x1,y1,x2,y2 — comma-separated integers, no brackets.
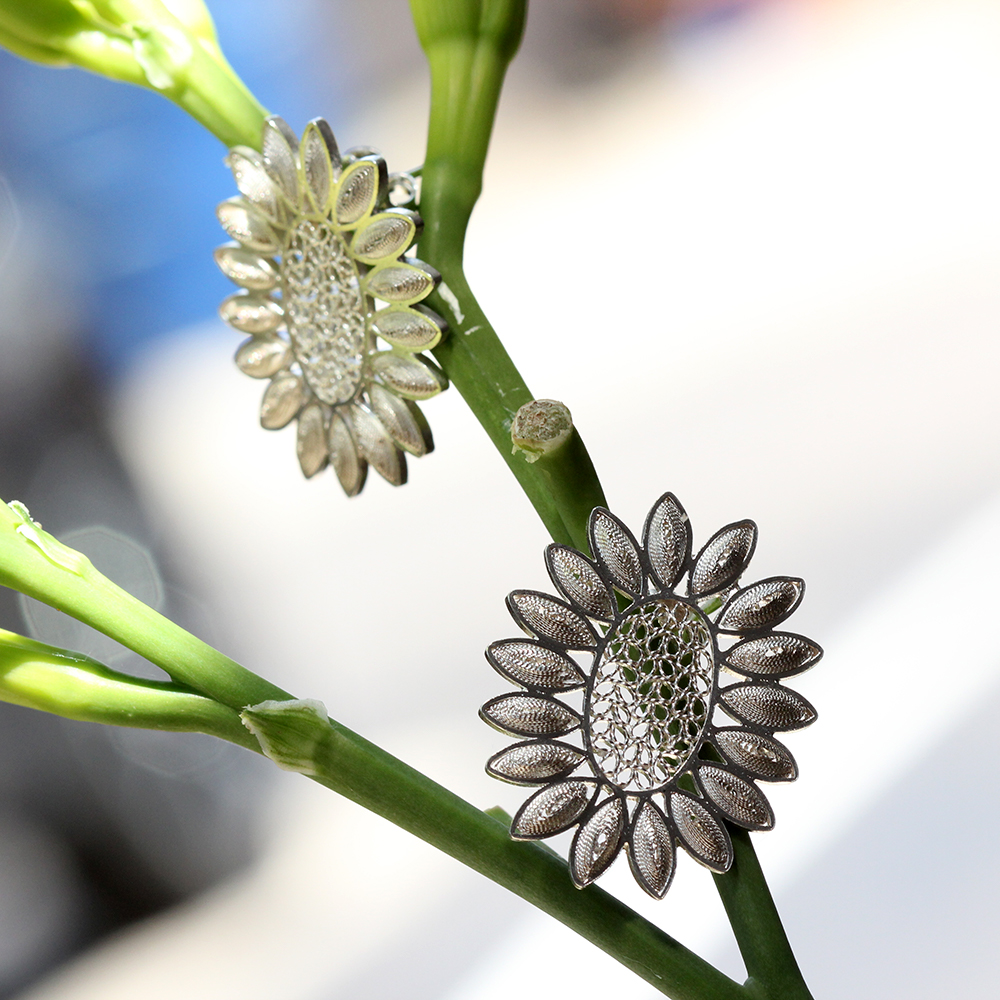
642,492,691,592
697,764,774,830
688,520,757,598
714,728,798,781
724,633,822,678
486,741,584,784
510,780,596,839
570,797,626,887
486,640,586,691
669,791,733,872
507,591,597,649
480,694,580,738
717,577,804,633
628,800,676,899
719,683,817,731
545,545,616,621
589,508,645,597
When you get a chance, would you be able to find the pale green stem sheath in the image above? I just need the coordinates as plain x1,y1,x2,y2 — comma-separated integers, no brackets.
0,629,258,750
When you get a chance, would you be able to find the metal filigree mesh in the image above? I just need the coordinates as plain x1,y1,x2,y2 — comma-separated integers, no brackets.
588,599,713,792
483,492,821,898
281,219,366,405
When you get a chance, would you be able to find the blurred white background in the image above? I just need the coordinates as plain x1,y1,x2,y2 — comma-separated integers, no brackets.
3,0,1000,997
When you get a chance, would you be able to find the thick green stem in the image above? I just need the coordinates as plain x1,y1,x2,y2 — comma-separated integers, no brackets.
713,829,813,1000
414,0,605,550
307,719,745,1000
410,2,809,997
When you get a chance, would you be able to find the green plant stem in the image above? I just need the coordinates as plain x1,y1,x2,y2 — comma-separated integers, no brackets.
414,0,604,551
156,38,267,148
0,525,742,1000
308,722,747,1000
713,829,813,1000
411,2,811,998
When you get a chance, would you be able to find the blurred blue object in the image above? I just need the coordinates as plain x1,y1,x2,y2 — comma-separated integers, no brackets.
0,0,349,380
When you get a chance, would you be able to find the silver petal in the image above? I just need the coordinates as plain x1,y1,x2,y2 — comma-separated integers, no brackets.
507,591,597,649
328,410,367,497
480,694,580,738
668,791,733,872
225,147,283,222
296,401,328,478
589,508,644,597
260,374,307,430
234,337,291,378
628,800,675,899
351,209,419,263
335,157,384,226
689,520,757,598
570,797,626,887
486,640,586,691
510,780,595,839
261,116,299,204
545,545,616,621
713,729,798,781
371,306,446,351
301,118,339,215
719,683,817,732
643,492,691,592
724,633,822,678
717,578,805,633
367,384,432,456
349,403,407,487
216,198,280,253
371,352,447,400
698,765,774,830
364,260,439,304
214,244,279,291
487,741,584,784
219,293,283,335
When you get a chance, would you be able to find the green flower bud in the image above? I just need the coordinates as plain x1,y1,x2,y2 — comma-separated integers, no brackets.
0,0,266,147
0,628,253,747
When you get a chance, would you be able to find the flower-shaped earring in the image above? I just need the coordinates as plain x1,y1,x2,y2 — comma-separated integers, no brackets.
482,493,821,899
215,116,448,495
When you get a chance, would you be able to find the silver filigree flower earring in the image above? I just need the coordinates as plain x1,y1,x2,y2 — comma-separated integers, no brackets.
214,116,448,495
482,493,821,898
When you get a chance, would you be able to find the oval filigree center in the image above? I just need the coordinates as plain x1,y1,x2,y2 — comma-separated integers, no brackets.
587,598,715,792
281,219,366,405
